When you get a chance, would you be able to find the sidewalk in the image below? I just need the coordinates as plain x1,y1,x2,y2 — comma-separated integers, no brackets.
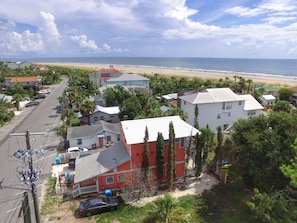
0,107,34,145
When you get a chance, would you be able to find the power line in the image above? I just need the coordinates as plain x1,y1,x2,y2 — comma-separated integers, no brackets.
10,131,46,223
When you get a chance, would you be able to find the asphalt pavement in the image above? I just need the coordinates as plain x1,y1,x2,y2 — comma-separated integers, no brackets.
0,80,68,223
0,106,35,146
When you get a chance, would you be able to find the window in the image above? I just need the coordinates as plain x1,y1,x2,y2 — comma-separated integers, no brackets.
164,140,169,144
222,102,232,110
106,176,114,184
238,101,242,105
107,135,111,143
94,117,99,121
248,111,256,116
180,138,185,148
118,174,125,182
217,114,221,119
183,101,186,105
77,139,82,145
228,112,231,117
100,116,104,120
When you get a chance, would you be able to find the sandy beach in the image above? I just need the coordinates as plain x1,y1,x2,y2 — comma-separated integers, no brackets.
42,62,297,87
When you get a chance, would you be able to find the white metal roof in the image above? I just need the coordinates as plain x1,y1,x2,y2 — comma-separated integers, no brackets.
121,116,200,145
239,94,264,111
261,94,276,100
179,88,242,104
94,105,120,114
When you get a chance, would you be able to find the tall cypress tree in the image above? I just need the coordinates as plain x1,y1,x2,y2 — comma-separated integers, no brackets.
156,132,164,188
141,126,150,184
194,133,203,178
167,121,176,191
194,104,199,129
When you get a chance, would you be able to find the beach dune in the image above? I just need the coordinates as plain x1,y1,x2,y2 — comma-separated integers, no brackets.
42,62,297,87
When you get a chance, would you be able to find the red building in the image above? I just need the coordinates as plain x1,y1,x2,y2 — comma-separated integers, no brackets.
73,116,199,198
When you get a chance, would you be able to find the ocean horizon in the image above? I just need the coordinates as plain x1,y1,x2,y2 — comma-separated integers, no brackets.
30,57,297,79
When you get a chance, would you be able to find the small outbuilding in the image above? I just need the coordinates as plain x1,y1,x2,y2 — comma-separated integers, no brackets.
258,94,276,106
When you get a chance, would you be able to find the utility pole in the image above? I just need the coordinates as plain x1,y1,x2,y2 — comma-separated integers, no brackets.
25,131,41,223
10,131,46,223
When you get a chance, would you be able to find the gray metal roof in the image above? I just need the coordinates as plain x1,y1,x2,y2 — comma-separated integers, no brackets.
74,141,130,183
67,121,120,140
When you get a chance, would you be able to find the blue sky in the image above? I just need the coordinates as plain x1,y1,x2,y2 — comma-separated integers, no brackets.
1,0,297,59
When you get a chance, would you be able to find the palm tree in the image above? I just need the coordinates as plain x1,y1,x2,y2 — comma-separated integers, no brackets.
61,108,76,125
0,96,13,122
143,193,189,223
80,100,95,125
58,94,69,109
57,124,68,141
13,93,23,111
246,79,253,93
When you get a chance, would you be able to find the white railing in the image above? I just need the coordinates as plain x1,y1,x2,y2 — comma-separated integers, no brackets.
72,184,98,198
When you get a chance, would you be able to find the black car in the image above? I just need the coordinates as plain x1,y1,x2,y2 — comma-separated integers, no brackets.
25,101,40,107
78,196,119,217
34,93,46,99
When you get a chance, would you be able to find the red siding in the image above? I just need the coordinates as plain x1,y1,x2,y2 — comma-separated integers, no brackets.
81,125,186,191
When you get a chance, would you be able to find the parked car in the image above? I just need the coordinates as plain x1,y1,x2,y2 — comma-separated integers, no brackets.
78,196,119,217
38,89,51,94
67,147,88,153
35,93,46,99
25,101,40,107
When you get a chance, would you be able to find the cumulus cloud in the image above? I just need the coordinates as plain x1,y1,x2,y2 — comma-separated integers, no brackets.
39,11,60,44
0,21,44,55
70,35,100,52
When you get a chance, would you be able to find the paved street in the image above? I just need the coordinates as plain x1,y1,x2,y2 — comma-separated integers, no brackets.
0,78,68,223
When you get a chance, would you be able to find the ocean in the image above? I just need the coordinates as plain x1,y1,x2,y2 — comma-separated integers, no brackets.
33,57,297,79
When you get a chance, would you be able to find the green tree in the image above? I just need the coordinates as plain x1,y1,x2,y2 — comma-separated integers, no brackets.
119,95,142,120
143,193,189,223
194,133,203,177
58,94,69,109
57,124,68,141
13,93,23,111
212,126,223,171
247,188,297,223
167,121,176,191
61,108,76,125
0,96,13,123
273,100,292,113
80,100,95,125
194,104,199,129
141,126,150,184
156,132,165,188
278,88,293,101
231,112,297,192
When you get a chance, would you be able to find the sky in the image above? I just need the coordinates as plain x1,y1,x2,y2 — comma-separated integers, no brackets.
1,0,297,59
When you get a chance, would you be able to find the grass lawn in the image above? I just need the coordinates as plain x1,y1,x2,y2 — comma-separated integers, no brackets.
41,177,261,223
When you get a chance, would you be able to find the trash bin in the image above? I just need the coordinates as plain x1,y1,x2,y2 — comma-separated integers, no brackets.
55,157,61,165
105,189,112,197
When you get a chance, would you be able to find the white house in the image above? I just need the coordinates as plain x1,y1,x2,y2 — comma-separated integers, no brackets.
179,88,264,132
258,94,276,106
67,121,120,149
79,105,120,124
